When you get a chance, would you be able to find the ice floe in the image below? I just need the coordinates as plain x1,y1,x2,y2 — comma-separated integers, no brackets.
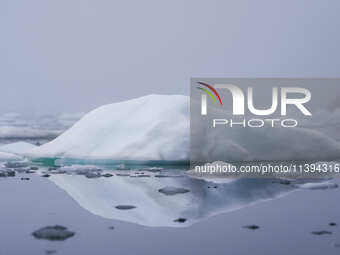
158,186,190,195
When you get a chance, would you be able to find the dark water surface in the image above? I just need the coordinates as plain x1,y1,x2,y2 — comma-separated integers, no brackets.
1,159,340,255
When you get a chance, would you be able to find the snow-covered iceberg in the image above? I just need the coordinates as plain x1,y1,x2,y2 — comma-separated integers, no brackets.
28,94,340,162
30,95,189,161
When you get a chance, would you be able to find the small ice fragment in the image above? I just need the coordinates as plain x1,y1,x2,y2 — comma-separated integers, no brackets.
142,167,163,173
115,205,136,210
208,186,218,189
154,174,182,178
298,182,338,190
174,218,187,223
158,186,190,195
311,230,332,235
85,172,101,179
242,225,260,230
136,174,151,178
32,225,75,241
0,169,15,177
102,173,113,178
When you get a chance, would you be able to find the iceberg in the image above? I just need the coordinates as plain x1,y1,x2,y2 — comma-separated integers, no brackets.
28,94,340,162
30,95,189,161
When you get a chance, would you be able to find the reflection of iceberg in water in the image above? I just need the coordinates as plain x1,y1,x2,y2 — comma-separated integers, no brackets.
48,170,295,227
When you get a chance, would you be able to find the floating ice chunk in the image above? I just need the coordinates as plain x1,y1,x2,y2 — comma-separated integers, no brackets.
60,165,97,171
0,169,16,177
158,186,190,195
174,218,187,223
59,164,102,173
140,167,163,173
102,173,113,178
116,173,130,177
298,182,338,190
115,205,136,210
85,172,102,179
311,230,332,235
32,225,75,241
242,225,260,230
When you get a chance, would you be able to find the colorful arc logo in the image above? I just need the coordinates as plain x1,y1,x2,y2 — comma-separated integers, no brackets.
196,82,223,105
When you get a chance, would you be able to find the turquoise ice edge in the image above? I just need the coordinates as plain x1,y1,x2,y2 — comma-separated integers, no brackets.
31,157,190,169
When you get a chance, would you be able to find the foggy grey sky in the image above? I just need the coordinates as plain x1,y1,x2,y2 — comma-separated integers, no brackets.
1,0,340,115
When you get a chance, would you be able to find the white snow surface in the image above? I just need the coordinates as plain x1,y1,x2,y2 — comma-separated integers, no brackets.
30,95,189,160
